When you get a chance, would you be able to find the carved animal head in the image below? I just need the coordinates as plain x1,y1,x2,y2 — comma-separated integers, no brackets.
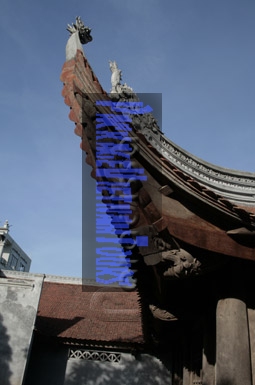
67,16,92,45
161,248,201,278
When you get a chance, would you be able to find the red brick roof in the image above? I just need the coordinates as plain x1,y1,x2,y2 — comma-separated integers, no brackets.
36,282,144,345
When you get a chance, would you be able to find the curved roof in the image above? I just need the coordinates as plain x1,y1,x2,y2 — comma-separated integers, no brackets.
146,131,255,207
60,33,255,262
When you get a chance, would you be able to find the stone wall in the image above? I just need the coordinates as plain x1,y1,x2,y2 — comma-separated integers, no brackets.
24,338,172,385
65,349,172,385
0,271,44,385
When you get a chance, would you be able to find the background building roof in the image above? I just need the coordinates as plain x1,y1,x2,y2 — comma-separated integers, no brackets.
36,281,145,345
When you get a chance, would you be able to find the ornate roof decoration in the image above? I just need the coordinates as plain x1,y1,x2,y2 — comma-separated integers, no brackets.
144,130,255,206
109,60,134,95
67,16,92,44
65,17,92,61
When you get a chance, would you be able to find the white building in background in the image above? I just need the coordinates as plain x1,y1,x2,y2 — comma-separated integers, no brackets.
0,220,31,272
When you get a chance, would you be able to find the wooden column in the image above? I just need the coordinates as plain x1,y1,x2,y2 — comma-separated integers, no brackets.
202,311,216,385
216,298,252,385
247,308,255,385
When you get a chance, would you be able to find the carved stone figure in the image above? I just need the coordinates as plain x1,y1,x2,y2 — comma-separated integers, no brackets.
130,225,201,279
108,62,161,134
149,304,178,321
161,248,201,278
109,61,134,95
131,107,161,136
67,16,92,44
109,61,122,93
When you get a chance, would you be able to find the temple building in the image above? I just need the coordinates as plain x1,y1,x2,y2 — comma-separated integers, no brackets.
0,17,255,385
59,17,255,385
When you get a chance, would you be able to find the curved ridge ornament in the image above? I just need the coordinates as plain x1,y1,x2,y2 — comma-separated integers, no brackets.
67,16,92,44
65,17,92,61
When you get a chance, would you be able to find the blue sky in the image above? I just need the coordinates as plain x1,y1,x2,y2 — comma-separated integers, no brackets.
0,0,254,278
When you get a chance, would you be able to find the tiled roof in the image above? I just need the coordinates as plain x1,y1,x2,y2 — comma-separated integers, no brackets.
60,51,255,261
36,282,144,345
60,50,255,227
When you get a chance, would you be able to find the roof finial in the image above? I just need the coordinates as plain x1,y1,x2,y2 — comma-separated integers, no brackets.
67,16,92,45
2,220,10,233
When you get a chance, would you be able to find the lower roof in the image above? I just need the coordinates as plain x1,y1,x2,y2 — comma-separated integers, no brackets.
36,281,145,345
